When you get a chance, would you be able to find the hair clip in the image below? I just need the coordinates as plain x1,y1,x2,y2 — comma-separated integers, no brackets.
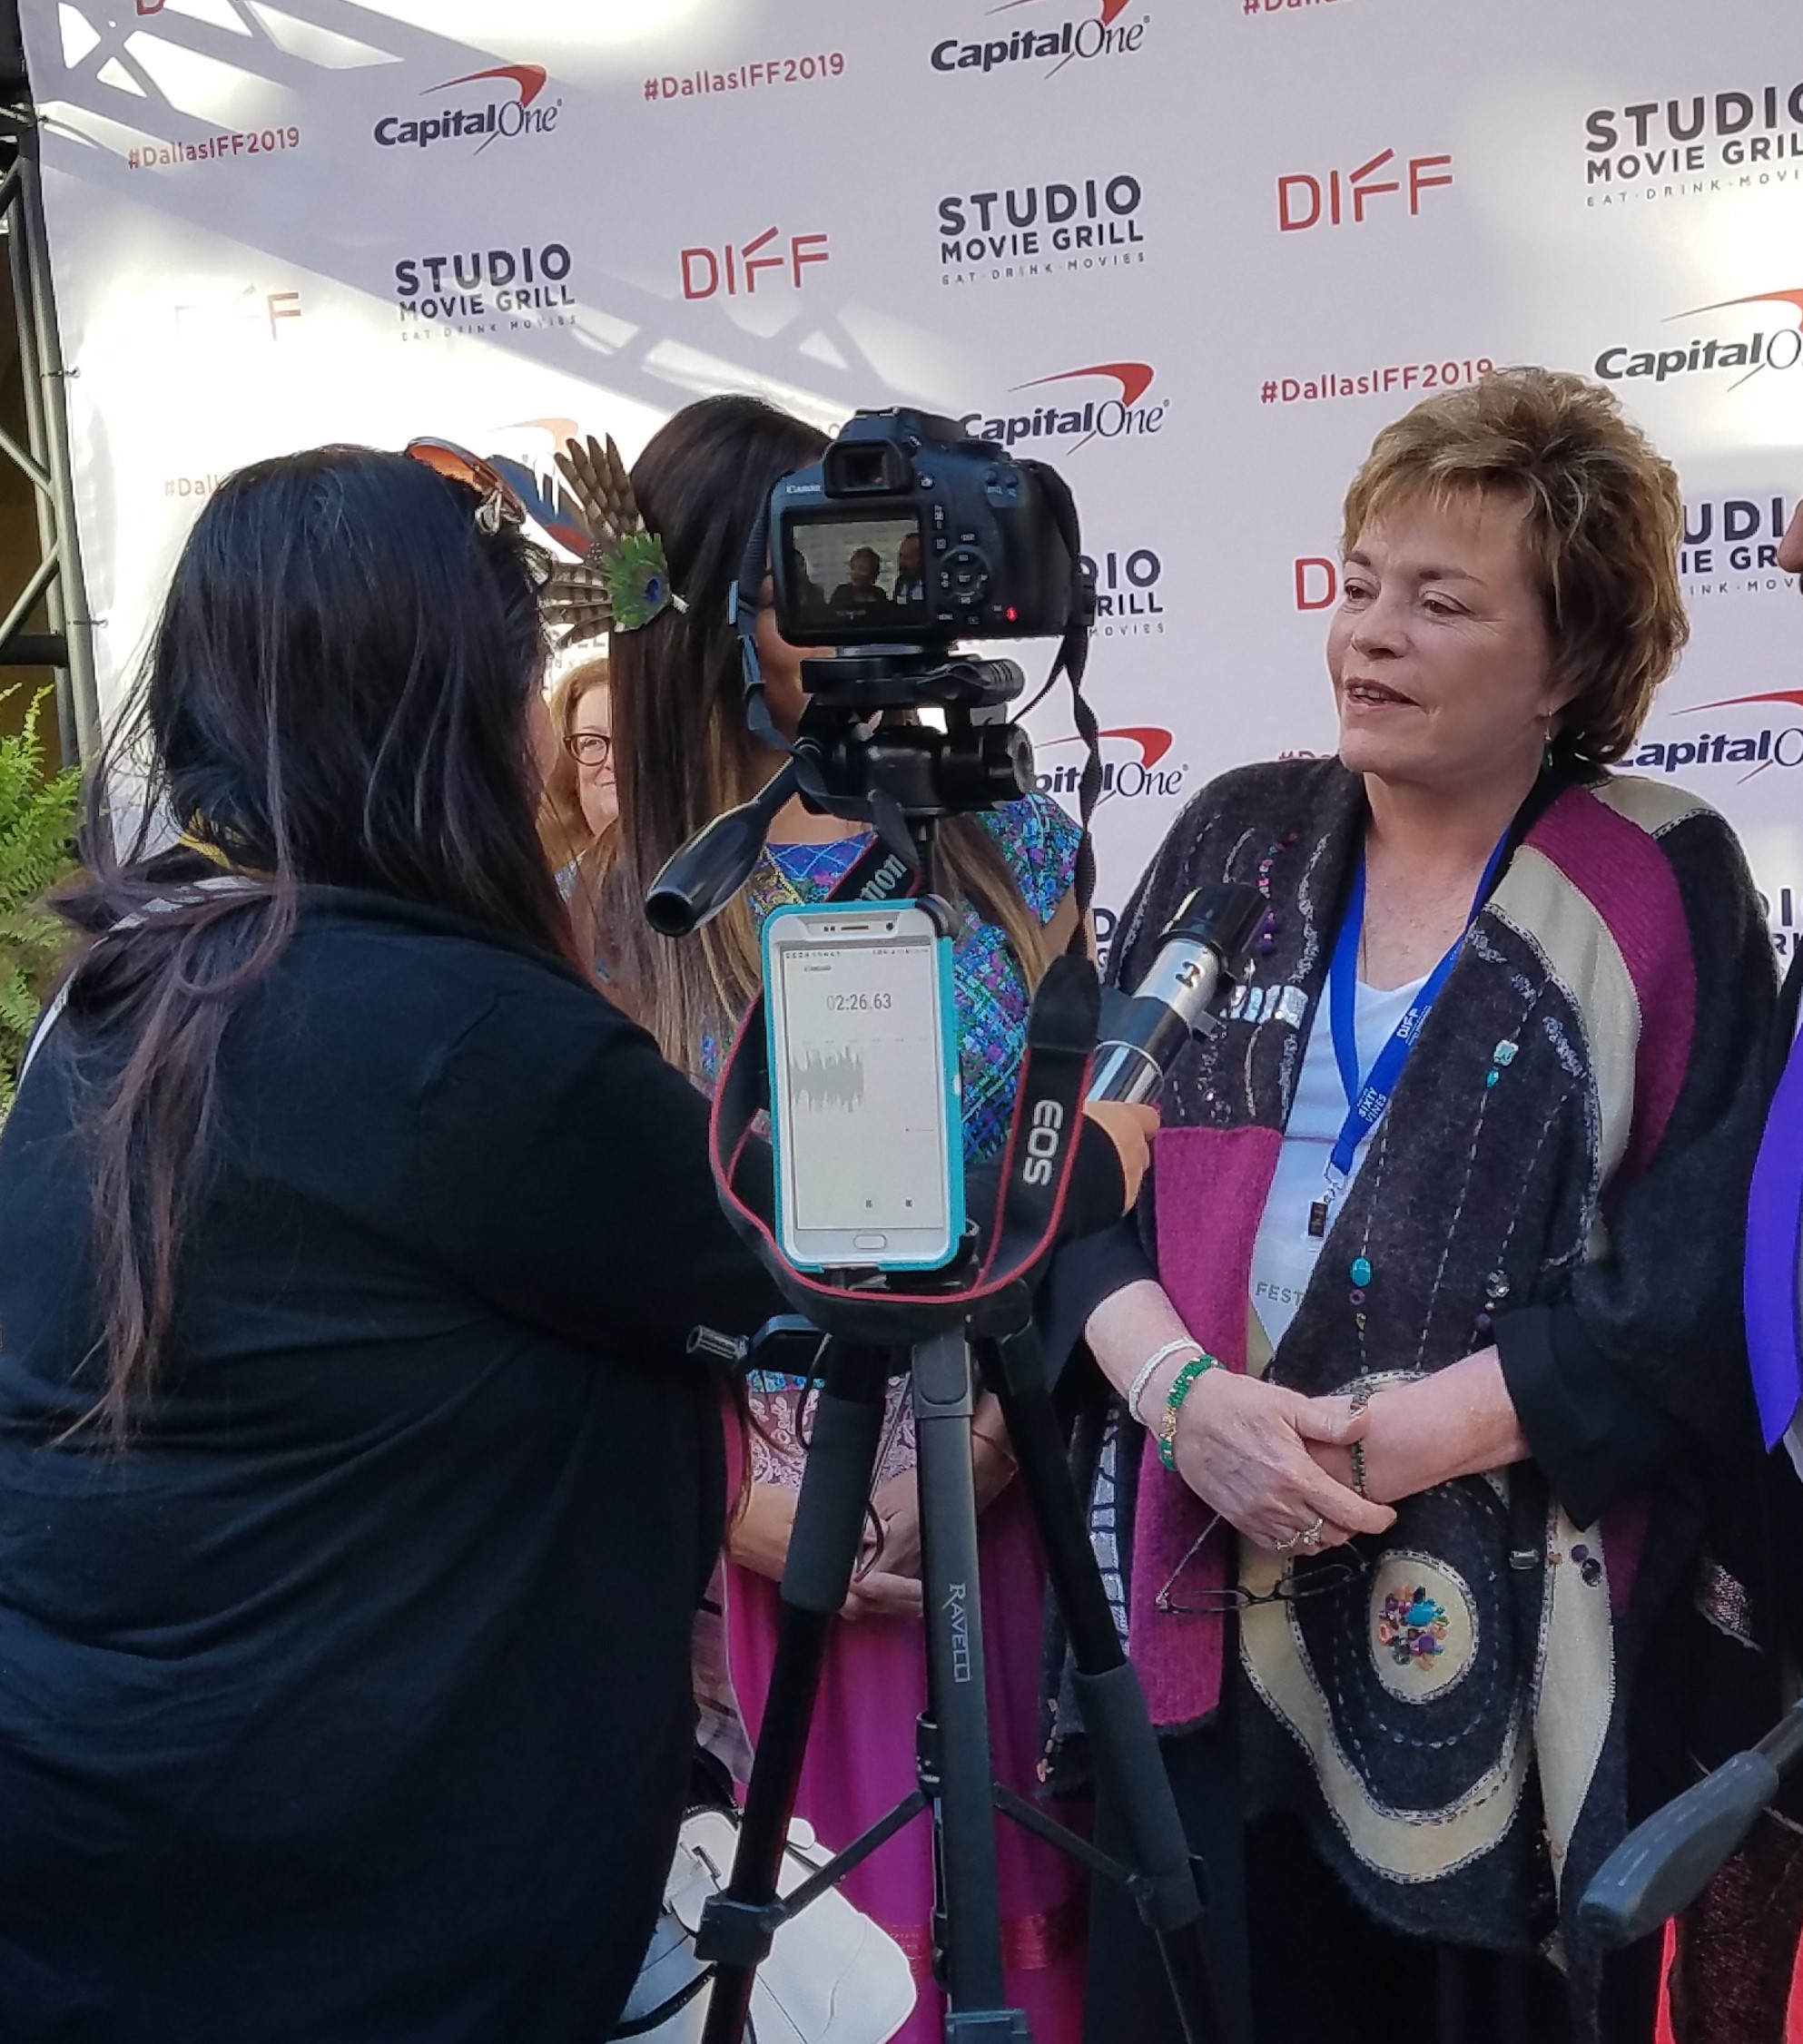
545,433,687,641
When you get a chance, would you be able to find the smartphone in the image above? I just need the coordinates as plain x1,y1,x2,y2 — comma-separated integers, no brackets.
763,900,962,1271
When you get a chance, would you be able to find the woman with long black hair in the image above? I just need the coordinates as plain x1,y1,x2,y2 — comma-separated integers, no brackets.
0,444,1150,2043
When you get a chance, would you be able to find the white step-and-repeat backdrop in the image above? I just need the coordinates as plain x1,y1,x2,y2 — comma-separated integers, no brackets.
16,0,1803,959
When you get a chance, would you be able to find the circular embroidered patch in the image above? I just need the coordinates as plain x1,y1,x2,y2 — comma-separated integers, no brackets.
1366,1551,1478,1704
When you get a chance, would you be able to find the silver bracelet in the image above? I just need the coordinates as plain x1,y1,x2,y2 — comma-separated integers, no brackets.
1128,1338,1204,1426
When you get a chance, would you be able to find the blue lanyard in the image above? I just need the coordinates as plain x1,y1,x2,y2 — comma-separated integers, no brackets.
1325,834,1510,1188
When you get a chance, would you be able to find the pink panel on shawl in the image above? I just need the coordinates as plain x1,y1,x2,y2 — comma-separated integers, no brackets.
1525,789,1696,1184
1129,1122,1283,1728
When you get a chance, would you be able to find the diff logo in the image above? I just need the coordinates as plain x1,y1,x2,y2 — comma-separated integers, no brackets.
1594,286,1803,390
962,361,1167,453
931,0,1148,79
1035,726,1186,803
681,230,830,299
374,64,561,153
1277,150,1453,231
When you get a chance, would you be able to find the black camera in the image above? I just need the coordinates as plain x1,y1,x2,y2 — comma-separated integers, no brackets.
768,408,1083,649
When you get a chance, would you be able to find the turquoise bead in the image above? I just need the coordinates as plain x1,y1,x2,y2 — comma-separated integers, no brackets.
1485,1069,1500,1088
1349,1255,1373,1288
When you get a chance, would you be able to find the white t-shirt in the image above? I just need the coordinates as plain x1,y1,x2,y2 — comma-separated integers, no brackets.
1248,972,1428,1351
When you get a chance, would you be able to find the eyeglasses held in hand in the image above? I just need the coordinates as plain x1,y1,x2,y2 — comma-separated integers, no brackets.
1154,1512,1370,1616
565,732,614,771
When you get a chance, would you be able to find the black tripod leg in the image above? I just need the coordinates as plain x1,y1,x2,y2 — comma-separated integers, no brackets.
698,1341,896,2044
911,1327,1024,2041
979,1322,1224,2044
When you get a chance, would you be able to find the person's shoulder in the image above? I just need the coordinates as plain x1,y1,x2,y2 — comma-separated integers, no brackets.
276,890,639,1088
977,791,1081,920
1154,754,1354,865
1551,771,1751,882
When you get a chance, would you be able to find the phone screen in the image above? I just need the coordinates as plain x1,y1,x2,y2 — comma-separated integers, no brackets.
771,921,953,1251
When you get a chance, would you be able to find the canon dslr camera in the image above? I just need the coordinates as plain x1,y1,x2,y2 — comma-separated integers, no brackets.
767,408,1081,652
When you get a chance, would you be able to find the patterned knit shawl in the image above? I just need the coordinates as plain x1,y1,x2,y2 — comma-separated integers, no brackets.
1102,757,1772,2023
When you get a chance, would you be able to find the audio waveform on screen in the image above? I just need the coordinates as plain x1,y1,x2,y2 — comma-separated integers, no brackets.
789,1046,866,1112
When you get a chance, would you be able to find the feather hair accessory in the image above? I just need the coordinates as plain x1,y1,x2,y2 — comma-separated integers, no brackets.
544,433,687,642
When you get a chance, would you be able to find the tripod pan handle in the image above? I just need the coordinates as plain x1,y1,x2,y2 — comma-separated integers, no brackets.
1577,1750,1779,1950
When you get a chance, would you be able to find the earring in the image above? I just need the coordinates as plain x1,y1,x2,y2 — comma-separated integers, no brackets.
1542,713,1556,773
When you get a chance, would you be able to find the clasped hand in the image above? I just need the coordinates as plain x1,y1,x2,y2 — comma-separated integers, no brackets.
1166,1369,1394,1552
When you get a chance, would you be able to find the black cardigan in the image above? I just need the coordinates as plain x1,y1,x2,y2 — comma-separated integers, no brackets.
0,891,793,2043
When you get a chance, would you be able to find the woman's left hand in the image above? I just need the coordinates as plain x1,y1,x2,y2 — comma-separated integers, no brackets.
1299,1351,1530,1505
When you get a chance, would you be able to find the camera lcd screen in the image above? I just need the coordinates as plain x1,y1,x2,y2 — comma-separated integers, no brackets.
783,512,928,632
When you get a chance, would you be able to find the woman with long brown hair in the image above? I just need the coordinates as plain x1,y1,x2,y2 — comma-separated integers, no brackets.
595,393,1090,2040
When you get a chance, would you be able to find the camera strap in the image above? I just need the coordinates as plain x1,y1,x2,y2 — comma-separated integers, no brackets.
707,838,1102,1341
730,508,790,755
1017,459,1101,960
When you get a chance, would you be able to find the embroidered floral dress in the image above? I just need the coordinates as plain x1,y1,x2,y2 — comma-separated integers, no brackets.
723,791,1089,2042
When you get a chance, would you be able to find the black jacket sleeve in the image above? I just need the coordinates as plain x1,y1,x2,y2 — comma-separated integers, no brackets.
403,983,1133,1371
1495,808,1778,1526
409,989,790,1365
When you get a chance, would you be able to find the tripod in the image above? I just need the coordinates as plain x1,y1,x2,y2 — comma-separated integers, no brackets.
694,1306,1221,2044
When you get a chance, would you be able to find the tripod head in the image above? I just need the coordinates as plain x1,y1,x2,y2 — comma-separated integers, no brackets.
645,650,1036,939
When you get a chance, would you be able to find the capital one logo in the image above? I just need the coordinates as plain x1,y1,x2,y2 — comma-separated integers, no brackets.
681,230,830,300
1632,687,1803,783
961,361,1167,452
1594,285,1803,391
1035,725,1186,802
374,64,561,152
931,0,1148,79
1278,149,1453,231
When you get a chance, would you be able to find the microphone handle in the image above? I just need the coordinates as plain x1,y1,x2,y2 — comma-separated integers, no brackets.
1088,938,1229,1105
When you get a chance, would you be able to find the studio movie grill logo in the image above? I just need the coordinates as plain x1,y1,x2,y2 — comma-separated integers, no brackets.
940,174,1146,286
373,64,561,153
1594,287,1803,391
931,0,1148,79
393,243,574,339
1585,82,1803,205
1680,493,1797,587
1080,543,1167,635
1036,726,1186,802
961,361,1167,452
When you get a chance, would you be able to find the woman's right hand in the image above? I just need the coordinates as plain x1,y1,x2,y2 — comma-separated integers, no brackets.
1169,1369,1396,1553
1080,1099,1160,1210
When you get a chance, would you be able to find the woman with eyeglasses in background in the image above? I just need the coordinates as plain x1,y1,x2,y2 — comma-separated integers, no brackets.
538,655,616,970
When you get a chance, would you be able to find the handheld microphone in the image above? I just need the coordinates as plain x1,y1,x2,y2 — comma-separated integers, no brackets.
1087,882,1266,1105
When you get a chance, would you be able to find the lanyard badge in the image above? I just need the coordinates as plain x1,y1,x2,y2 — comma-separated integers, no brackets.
1305,834,1509,1242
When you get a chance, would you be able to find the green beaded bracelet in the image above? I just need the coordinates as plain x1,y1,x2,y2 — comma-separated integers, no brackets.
1156,1352,1220,1472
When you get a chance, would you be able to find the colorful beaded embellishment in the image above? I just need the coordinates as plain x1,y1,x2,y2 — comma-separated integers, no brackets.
1377,1585,1450,1667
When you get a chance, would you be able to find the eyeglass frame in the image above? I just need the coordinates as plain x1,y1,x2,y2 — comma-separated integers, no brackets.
563,730,614,773
1153,1511,1372,1617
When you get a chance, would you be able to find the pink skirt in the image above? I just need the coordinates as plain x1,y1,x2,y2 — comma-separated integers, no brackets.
726,1483,1088,2044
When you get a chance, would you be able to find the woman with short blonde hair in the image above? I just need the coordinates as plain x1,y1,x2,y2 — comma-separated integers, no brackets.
1055,368,1774,2043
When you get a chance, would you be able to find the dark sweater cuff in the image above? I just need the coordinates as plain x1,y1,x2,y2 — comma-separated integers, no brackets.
1059,1116,1129,1245
1494,1301,1685,1527
1037,1216,1158,1389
